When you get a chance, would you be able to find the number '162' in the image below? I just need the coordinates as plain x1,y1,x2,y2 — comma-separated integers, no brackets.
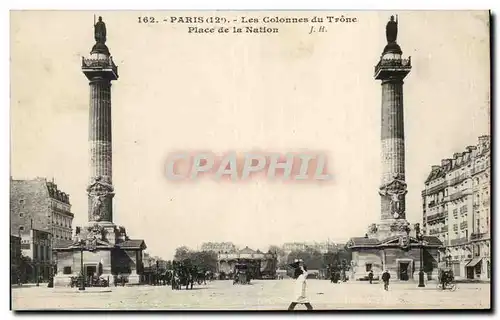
138,17,156,23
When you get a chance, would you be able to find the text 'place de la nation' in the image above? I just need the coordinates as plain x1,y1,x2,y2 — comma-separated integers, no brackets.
10,11,491,311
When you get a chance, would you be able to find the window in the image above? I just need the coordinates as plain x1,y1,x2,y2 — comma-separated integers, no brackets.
19,226,24,232
365,264,372,272
63,266,72,274
19,212,24,217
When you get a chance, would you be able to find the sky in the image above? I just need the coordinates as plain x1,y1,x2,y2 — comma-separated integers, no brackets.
10,11,490,259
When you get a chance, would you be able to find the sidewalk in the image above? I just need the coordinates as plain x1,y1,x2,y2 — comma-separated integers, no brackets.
11,283,48,289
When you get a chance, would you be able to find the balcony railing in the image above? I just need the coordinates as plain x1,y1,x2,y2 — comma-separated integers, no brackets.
471,232,488,241
82,56,116,68
460,221,468,230
450,191,464,201
427,212,445,222
82,56,118,76
471,165,488,175
429,229,440,235
374,58,412,75
450,237,468,246
449,175,467,186
51,206,74,217
427,181,448,195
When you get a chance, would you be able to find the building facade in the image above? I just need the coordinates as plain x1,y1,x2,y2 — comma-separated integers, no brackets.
10,235,22,284
282,241,341,254
217,247,277,279
10,178,74,242
20,229,53,282
200,242,237,253
422,135,491,280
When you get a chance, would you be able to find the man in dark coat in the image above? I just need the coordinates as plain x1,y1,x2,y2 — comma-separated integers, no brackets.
368,270,374,284
381,269,391,291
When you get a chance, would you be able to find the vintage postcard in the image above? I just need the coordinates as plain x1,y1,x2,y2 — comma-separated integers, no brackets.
10,10,491,311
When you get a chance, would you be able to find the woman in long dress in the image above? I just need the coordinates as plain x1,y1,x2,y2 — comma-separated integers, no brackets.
288,261,313,311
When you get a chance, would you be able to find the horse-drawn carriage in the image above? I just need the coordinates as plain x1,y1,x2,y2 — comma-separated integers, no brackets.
233,263,251,285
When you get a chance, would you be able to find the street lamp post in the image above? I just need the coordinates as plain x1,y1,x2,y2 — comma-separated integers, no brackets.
415,223,426,288
77,236,97,291
35,262,39,286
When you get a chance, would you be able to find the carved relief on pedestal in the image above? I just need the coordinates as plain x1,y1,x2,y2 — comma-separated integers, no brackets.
72,223,107,247
390,220,411,234
379,175,407,219
346,239,355,249
87,223,106,241
398,235,410,250
87,175,114,222
368,223,378,235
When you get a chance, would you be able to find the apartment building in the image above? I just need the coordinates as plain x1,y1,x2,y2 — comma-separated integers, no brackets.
422,135,490,280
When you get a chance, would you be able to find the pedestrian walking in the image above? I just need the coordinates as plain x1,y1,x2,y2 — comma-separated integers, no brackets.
368,270,374,284
288,259,313,311
382,269,390,291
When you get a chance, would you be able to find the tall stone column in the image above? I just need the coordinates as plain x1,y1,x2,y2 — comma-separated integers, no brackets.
372,15,412,237
82,16,119,226
87,78,114,223
380,79,406,220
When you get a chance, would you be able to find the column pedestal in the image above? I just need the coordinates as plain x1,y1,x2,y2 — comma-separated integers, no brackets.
127,271,140,285
53,273,72,287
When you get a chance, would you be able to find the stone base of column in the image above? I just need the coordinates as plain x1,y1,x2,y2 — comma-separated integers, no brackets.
53,274,73,287
428,270,440,281
127,272,141,285
367,219,412,240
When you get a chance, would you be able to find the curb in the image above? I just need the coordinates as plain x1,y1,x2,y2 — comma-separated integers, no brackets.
50,289,113,294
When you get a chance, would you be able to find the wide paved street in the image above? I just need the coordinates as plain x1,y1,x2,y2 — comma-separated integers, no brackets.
12,279,490,310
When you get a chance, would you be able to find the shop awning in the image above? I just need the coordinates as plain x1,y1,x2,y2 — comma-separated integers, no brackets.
466,257,482,267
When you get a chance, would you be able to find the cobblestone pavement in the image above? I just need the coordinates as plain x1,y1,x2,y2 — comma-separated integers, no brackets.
11,280,490,310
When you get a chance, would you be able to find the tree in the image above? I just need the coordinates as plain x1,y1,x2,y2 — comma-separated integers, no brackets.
174,246,191,261
173,247,218,271
287,248,323,270
323,248,351,269
189,251,218,271
165,260,173,270
268,245,287,268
